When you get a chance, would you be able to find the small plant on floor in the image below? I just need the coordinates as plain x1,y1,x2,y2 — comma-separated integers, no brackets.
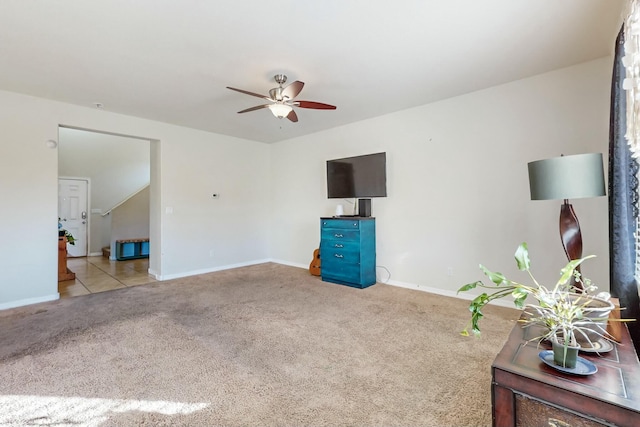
58,218,76,245
457,242,618,350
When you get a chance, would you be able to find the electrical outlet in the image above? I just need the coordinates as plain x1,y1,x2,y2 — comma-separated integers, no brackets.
447,267,453,276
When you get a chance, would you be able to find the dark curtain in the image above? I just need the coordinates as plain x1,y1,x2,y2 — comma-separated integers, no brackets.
608,26,640,355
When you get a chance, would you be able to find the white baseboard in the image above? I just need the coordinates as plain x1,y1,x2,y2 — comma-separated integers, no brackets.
270,259,307,270
0,262,516,312
383,278,516,309
151,258,272,281
0,293,60,311
271,262,516,310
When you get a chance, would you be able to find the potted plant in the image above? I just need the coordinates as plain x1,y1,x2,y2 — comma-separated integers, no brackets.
458,242,617,368
58,218,76,245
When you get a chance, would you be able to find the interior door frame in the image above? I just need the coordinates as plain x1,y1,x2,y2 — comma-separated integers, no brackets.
58,176,91,257
57,124,160,278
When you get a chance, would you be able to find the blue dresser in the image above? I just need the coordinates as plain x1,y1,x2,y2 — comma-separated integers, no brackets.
320,217,376,288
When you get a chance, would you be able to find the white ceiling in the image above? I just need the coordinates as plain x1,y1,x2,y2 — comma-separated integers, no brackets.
0,0,626,143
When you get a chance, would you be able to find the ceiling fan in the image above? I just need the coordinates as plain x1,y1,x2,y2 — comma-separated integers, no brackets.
226,74,336,122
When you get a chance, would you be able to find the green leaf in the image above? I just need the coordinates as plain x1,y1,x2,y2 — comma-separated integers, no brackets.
458,281,480,293
467,293,488,335
557,255,596,285
471,293,488,308
512,287,529,298
514,242,530,271
511,287,529,308
512,293,528,309
480,265,507,286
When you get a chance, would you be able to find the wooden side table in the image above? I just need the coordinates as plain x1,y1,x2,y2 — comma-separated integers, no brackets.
492,316,640,426
58,236,75,281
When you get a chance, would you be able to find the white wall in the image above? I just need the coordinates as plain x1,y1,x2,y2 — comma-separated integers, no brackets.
0,56,614,310
0,89,271,309
269,58,612,298
111,186,150,256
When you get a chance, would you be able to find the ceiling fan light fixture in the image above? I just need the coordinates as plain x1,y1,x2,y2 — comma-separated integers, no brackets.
227,75,335,123
269,103,293,119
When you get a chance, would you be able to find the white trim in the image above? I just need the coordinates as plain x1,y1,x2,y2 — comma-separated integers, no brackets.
0,262,518,312
150,259,272,281
102,184,149,217
383,278,516,309
270,259,307,269
58,125,159,296
0,293,59,311
272,262,518,310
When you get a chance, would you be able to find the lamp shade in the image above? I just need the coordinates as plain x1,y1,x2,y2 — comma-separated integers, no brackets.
528,153,606,200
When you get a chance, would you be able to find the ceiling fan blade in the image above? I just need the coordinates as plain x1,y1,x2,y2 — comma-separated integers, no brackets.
237,104,271,114
227,86,271,100
287,109,299,122
295,101,337,110
282,80,304,100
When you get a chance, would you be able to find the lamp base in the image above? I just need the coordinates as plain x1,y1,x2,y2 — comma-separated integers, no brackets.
560,200,583,291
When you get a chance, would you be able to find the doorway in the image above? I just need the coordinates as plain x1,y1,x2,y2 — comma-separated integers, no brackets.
58,178,89,257
57,126,156,280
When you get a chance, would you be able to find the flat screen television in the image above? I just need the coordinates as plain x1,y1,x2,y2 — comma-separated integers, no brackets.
326,152,387,198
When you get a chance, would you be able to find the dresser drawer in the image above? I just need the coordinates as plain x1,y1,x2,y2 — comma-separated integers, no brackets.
321,239,360,252
320,262,362,284
320,245,361,264
321,228,360,243
321,219,361,230
515,394,609,427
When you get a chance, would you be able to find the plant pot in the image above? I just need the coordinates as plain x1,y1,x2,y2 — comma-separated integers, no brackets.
568,293,615,345
552,338,580,368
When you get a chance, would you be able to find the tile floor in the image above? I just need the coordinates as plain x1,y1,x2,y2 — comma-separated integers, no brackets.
59,256,157,298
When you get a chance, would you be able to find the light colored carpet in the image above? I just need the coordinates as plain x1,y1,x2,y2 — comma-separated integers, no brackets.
0,263,519,426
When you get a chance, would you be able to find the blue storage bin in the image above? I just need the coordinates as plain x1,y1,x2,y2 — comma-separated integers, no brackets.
121,242,136,258
116,239,150,260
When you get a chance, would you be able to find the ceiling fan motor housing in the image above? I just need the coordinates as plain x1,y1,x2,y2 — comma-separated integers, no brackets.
269,87,284,101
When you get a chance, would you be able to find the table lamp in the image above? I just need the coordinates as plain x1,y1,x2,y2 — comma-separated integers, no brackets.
527,153,606,290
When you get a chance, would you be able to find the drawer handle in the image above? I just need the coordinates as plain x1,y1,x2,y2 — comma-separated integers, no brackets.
334,254,344,258
548,419,571,427
334,244,344,248
334,233,344,238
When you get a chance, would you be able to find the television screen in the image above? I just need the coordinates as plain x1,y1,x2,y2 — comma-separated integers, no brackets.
327,152,387,198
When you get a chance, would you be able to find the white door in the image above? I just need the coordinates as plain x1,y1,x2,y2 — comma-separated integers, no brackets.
58,179,88,257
